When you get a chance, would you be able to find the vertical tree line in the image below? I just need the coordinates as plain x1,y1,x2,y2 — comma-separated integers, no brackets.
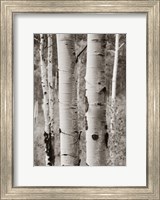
110,33,119,165
85,34,107,166
39,34,50,165
34,33,126,166
56,34,79,166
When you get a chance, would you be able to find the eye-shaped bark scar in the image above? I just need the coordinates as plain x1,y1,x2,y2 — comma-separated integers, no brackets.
92,134,99,140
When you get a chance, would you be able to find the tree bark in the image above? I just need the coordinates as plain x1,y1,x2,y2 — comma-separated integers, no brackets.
56,34,79,166
47,34,55,165
111,34,119,100
39,34,51,166
85,34,107,166
110,33,119,165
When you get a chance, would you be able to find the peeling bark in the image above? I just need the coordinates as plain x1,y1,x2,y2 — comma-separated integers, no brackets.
56,34,79,166
85,34,107,166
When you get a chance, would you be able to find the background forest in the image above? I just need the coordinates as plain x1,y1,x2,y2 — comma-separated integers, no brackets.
34,34,126,166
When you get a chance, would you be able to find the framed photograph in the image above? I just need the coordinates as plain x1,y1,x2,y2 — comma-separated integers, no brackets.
1,0,160,199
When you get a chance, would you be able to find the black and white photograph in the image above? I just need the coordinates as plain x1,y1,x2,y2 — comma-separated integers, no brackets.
2,0,160,197
34,34,126,166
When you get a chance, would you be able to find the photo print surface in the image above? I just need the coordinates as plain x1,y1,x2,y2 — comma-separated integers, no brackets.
34,34,126,166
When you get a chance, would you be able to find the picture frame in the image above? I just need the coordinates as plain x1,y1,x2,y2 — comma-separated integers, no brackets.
0,0,159,199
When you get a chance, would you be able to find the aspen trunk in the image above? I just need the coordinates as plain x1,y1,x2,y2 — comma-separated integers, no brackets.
110,33,119,165
56,34,79,166
112,34,119,100
55,71,58,90
85,34,107,166
47,34,55,165
34,100,38,125
39,34,51,166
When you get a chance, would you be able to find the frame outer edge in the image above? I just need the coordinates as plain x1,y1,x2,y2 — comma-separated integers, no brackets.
0,0,160,199
153,1,160,199
1,1,8,199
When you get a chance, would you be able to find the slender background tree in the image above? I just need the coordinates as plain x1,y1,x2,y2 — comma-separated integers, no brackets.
109,34,121,165
39,34,51,166
47,34,55,165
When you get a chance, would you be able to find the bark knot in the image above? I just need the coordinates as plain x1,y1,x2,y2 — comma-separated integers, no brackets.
92,134,99,140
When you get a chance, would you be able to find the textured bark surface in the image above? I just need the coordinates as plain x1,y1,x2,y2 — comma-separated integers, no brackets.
47,34,55,165
39,34,51,165
56,34,79,166
76,41,87,165
85,34,107,166
48,34,54,133
110,34,119,165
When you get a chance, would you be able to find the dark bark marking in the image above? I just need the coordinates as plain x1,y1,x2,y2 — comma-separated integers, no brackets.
86,163,89,166
70,106,76,109
48,162,52,166
85,116,88,130
92,39,99,42
98,87,106,94
97,53,104,57
77,159,81,166
85,96,89,113
79,131,82,140
61,154,77,158
49,84,53,89
92,134,99,140
105,132,109,148
60,129,75,137
44,129,55,166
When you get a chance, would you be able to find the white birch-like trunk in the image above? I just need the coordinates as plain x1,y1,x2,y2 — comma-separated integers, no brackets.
85,34,107,166
112,34,119,100
55,71,58,90
39,34,51,166
110,33,119,165
47,34,55,165
34,100,38,125
56,34,79,166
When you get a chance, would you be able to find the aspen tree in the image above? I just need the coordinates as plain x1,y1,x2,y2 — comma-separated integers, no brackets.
34,100,38,125
56,34,79,166
39,34,52,166
85,34,107,166
110,33,119,165
47,34,55,165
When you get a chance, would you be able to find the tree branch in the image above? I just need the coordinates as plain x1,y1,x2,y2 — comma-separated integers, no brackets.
118,42,124,50
34,37,40,42
76,45,87,63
